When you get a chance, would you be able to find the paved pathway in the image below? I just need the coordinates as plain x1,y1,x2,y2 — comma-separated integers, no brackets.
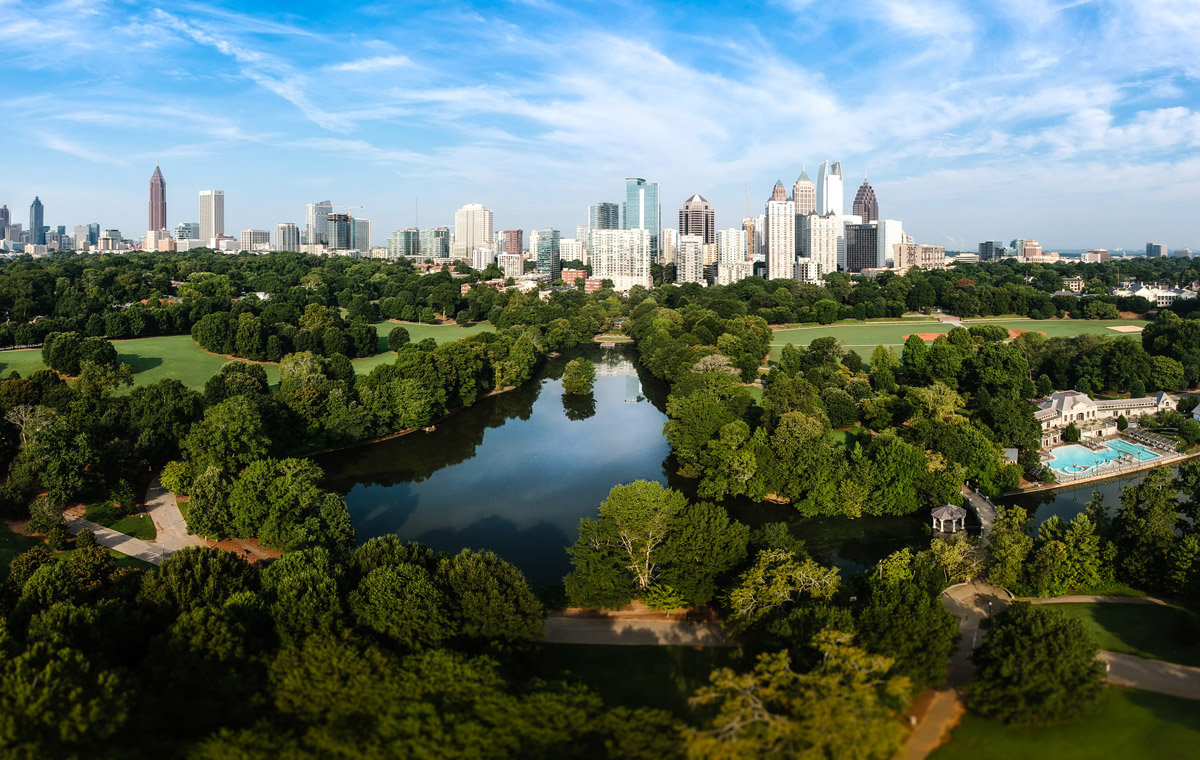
1024,594,1170,606
63,515,164,564
960,486,996,541
543,617,731,646
143,475,207,554
1100,651,1200,701
902,689,964,760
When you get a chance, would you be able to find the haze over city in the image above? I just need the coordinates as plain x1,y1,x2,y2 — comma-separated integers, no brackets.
3,0,1199,248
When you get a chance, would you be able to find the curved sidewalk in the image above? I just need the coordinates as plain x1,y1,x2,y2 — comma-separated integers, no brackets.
65,475,207,566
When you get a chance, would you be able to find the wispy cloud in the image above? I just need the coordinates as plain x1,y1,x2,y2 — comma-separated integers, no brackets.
330,54,411,73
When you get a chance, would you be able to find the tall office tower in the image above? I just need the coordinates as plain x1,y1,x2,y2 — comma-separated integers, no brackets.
815,160,844,216
175,222,200,240
73,225,91,249
198,190,224,242
387,228,420,259
275,223,300,251
326,214,351,250
0,206,8,237
798,214,840,281
591,228,652,292
503,229,524,256
149,165,167,232
978,241,1004,261
306,200,332,246
676,235,705,284
530,228,561,280
876,220,904,268
792,169,816,215
452,203,493,259
678,194,715,244
852,178,878,223
240,229,270,251
622,178,660,257
87,223,100,244
844,223,880,272
588,202,620,230
1146,242,1167,258
771,180,788,202
29,197,44,245
765,198,796,280
717,228,749,264
420,227,450,259
741,217,756,261
660,227,678,266
352,218,371,250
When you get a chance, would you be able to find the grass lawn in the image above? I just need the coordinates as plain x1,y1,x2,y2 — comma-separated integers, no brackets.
1,522,156,573
83,504,157,542
931,688,1200,760
531,644,733,717
1048,603,1200,667
369,319,495,343
960,317,1149,339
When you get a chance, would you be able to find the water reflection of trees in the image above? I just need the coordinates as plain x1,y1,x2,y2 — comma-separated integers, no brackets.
561,393,596,421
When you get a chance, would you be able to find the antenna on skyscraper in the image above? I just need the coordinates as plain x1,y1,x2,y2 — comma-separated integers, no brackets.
415,198,419,229
744,184,750,219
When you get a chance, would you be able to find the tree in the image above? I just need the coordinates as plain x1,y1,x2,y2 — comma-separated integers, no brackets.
350,564,452,649
437,549,544,643
725,549,839,634
986,505,1034,590
902,334,928,381
561,358,596,395
564,481,688,608
969,602,1105,726
685,632,908,760
1116,414,1128,431
387,325,410,351
821,386,858,428
178,395,272,481
1062,422,1081,442
856,577,959,690
812,299,840,325
658,501,749,606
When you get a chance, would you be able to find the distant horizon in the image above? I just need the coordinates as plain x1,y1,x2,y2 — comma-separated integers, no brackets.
2,1,1198,249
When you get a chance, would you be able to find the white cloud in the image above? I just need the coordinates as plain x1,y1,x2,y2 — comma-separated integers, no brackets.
330,54,412,73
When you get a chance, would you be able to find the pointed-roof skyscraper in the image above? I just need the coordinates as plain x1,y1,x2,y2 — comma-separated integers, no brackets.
853,177,878,223
679,193,715,244
149,165,167,233
792,168,816,215
770,180,788,202
29,197,44,245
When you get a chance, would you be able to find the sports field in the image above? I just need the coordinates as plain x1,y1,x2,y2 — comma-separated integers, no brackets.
930,688,1200,760
369,320,495,343
768,318,1150,362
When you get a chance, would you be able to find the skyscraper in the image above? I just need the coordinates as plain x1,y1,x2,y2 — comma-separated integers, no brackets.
198,190,224,242
677,235,705,284
877,220,904,267
275,223,300,252
844,223,880,272
591,228,652,292
175,222,200,240
240,229,270,251
149,165,167,233
531,228,561,280
387,228,420,259
678,194,715,245
352,218,371,251
327,214,351,250
29,197,44,245
503,229,524,256
765,198,796,280
798,214,840,282
0,206,10,238
420,227,450,259
452,203,494,259
792,169,816,215
852,178,878,223
588,202,619,230
622,178,660,257
816,161,844,216
1146,242,1167,258
306,200,332,246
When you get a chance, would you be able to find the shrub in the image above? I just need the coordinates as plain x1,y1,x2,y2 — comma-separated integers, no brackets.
75,528,97,548
27,496,63,535
46,522,70,550
1116,415,1128,431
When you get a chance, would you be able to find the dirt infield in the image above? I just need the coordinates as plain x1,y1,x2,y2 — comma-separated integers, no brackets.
1107,324,1145,333
1008,329,1047,338
903,333,947,341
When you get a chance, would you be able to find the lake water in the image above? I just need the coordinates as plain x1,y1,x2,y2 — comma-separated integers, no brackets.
319,344,927,585
1005,466,1174,524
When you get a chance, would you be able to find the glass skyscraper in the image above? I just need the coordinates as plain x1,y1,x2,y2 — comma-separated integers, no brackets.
533,228,561,281
588,202,619,231
29,197,44,245
622,178,660,257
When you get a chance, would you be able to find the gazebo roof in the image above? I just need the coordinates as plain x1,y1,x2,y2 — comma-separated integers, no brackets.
931,504,968,520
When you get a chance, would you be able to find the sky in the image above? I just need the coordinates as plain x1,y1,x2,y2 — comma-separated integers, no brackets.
1,0,1199,250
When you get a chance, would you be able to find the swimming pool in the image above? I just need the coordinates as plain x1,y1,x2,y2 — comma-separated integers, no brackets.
1045,439,1160,477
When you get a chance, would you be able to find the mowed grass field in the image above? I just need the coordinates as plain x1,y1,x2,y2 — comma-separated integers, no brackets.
930,688,1200,760
1048,603,1200,667
767,318,1150,362
0,321,497,391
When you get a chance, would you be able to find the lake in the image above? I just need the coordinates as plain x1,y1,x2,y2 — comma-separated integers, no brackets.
319,344,927,585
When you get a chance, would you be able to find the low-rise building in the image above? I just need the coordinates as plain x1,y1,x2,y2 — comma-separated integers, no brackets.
892,243,947,272
1110,284,1197,307
1063,276,1085,293
1034,390,1177,448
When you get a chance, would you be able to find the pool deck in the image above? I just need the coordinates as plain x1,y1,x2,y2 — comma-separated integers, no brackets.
1019,447,1198,494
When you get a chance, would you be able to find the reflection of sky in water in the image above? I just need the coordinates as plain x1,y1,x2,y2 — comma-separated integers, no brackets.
339,365,670,584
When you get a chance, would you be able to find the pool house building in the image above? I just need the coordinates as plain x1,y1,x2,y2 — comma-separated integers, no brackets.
1035,390,1177,448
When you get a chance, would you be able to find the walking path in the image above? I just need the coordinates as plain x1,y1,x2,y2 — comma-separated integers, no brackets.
63,515,164,564
1023,594,1170,606
543,617,730,646
960,486,996,541
902,689,964,760
143,475,207,554
1100,651,1200,701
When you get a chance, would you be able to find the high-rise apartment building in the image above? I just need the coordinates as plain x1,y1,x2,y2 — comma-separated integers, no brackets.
622,178,660,257
530,228,561,280
326,214,351,250
175,222,200,240
275,223,300,252
792,169,816,215
306,201,332,246
742,217,757,261
816,160,844,216
679,194,715,245
591,228,652,292
852,178,878,223
660,227,678,266
497,253,523,278
844,223,880,272
149,165,167,233
240,229,270,251
765,199,796,280
452,203,493,259
798,214,839,282
352,218,371,251
420,227,450,259
29,197,44,245
589,202,620,231
502,229,523,256
199,190,224,242
677,235,705,285
387,228,420,259
716,228,748,265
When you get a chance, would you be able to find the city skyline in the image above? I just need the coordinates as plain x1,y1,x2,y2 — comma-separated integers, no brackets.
1,1,1198,249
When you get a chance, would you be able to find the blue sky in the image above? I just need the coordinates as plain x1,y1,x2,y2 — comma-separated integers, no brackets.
2,0,1199,250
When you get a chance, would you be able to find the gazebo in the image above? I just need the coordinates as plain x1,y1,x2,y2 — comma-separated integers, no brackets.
931,504,968,534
